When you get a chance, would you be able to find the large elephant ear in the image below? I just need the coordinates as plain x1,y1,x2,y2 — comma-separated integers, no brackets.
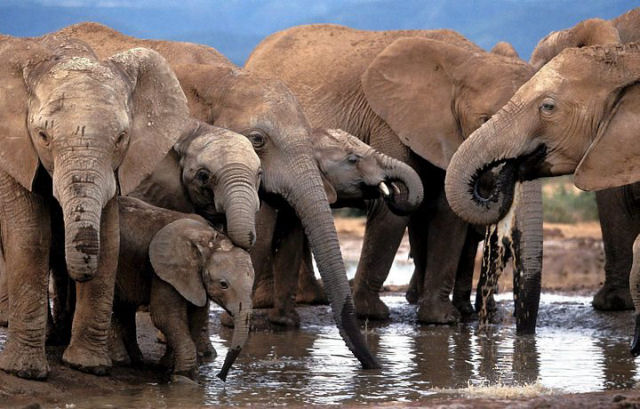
0,38,51,191
149,218,217,307
362,37,469,170
575,84,640,191
490,42,520,59
109,48,192,195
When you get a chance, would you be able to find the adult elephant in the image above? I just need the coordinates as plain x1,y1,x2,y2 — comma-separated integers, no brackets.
0,36,192,379
246,25,541,331
56,22,379,369
443,41,640,350
528,7,640,311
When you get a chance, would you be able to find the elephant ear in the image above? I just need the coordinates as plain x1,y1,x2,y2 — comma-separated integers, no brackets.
490,42,520,59
150,218,217,307
362,37,469,170
109,48,192,195
575,84,640,191
0,38,51,191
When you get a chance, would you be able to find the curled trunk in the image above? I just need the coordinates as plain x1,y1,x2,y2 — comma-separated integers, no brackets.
376,152,424,215
217,298,251,381
445,106,529,226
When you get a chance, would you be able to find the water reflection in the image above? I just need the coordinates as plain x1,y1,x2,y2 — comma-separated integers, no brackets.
0,294,638,407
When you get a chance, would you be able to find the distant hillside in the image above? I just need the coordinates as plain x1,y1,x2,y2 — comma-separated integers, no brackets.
0,0,635,65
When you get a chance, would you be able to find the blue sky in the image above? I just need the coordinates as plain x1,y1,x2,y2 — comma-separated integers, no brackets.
0,1,636,65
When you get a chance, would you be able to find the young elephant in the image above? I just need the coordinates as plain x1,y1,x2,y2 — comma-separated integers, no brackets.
251,128,423,326
113,196,254,381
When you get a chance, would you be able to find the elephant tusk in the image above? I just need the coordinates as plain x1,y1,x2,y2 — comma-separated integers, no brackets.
391,182,402,195
378,182,391,197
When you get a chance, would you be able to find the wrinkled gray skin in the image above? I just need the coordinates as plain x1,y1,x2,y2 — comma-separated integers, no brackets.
246,25,541,329
529,7,640,311
56,22,379,369
110,197,253,381
251,128,423,327
0,35,191,379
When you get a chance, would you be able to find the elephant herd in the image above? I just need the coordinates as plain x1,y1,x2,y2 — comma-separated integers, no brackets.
0,7,638,384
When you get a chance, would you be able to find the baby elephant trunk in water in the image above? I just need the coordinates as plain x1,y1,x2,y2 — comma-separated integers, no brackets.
217,296,252,381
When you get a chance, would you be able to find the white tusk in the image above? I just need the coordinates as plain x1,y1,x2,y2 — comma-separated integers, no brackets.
391,182,401,195
378,182,391,197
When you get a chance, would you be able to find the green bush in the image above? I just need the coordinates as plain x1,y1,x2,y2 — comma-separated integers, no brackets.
542,176,598,223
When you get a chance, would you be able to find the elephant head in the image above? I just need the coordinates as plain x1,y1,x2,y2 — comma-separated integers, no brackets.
311,128,423,214
149,218,254,381
361,37,535,170
529,18,620,70
0,37,190,281
174,124,261,249
174,64,379,369
445,42,640,225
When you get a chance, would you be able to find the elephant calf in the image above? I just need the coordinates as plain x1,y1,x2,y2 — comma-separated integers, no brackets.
111,197,254,381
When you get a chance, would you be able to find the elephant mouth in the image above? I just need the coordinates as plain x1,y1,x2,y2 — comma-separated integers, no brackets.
381,180,413,215
469,145,548,212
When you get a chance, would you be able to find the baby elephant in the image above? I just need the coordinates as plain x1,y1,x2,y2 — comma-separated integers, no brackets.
113,196,254,381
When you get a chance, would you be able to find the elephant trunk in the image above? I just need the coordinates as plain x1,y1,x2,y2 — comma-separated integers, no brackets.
375,152,424,215
284,152,379,369
219,165,260,250
217,296,252,381
512,180,543,335
445,103,534,226
53,153,116,282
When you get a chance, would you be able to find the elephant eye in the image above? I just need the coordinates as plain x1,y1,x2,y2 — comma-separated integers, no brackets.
219,279,229,290
540,98,556,113
247,131,266,150
346,154,359,164
480,115,490,124
195,169,211,185
37,130,51,146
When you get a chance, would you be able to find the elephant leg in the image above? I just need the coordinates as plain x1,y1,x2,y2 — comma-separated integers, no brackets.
0,249,7,327
0,172,51,380
593,186,640,311
47,203,75,345
109,312,132,366
251,201,278,309
116,302,143,366
150,280,197,378
417,192,466,324
452,228,480,320
269,207,303,328
405,269,420,305
296,238,328,305
62,197,119,375
629,234,640,356
189,301,216,361
353,199,409,320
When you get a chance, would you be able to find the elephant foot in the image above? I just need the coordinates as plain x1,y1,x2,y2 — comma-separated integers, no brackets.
0,343,49,380
196,336,216,362
62,343,111,376
353,288,389,320
405,286,419,305
296,278,329,305
171,371,199,384
417,298,461,324
592,284,633,311
453,298,477,321
268,307,300,328
108,332,131,366
252,279,274,309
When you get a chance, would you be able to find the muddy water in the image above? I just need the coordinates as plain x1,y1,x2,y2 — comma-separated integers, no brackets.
19,293,632,408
